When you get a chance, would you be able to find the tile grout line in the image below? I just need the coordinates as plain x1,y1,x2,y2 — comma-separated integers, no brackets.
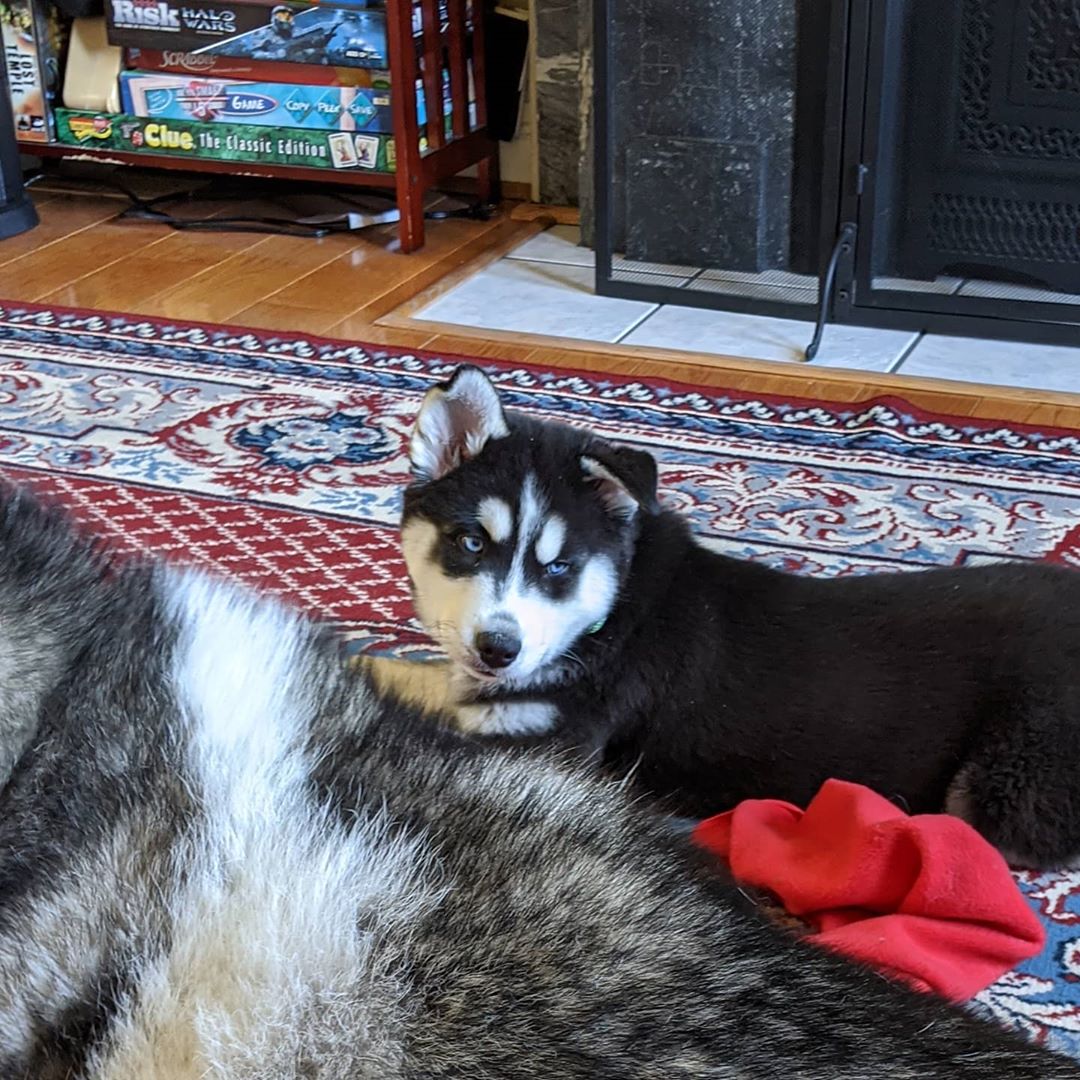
507,251,706,281
886,332,926,375
612,304,662,345
505,254,593,269
507,250,818,293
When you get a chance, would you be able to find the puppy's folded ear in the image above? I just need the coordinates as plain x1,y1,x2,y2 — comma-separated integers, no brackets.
581,444,660,518
409,366,510,481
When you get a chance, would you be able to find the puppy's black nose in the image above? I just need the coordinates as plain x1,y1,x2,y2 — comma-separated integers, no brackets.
475,631,520,669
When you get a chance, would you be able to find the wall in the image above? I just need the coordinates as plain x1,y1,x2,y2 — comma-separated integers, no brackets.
494,0,539,197
533,0,589,206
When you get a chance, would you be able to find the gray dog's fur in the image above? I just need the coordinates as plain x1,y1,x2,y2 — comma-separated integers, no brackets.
0,484,1076,1078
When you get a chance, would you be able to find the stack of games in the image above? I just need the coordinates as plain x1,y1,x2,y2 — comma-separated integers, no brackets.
3,0,67,143
54,0,471,172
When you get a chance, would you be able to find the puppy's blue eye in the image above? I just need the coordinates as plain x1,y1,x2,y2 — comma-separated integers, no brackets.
545,560,570,577
458,533,485,555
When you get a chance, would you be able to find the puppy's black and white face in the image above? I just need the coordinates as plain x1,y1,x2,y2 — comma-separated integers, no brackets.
401,367,657,693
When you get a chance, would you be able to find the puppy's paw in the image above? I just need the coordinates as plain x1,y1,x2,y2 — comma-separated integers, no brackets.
454,700,560,737
362,655,454,715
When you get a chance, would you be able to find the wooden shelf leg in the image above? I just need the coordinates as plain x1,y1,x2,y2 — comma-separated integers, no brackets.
477,148,501,205
387,0,425,252
396,169,426,253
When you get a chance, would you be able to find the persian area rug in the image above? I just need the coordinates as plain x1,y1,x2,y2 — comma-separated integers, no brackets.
1,300,1080,1056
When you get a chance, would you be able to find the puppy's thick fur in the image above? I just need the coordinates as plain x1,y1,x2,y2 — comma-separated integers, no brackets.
0,486,1076,1076
396,367,1080,867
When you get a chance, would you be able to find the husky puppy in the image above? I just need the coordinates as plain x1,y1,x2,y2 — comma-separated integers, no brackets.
0,485,1077,1077
394,366,1080,868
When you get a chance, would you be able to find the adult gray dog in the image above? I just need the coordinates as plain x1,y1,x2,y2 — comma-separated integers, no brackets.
0,485,1074,1078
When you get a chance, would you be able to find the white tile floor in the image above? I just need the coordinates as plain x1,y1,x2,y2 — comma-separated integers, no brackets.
414,225,1080,392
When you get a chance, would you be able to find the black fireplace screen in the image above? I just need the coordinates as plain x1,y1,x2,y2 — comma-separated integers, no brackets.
593,0,1080,349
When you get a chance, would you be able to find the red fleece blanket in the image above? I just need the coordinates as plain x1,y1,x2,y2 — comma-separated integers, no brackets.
692,779,1044,1001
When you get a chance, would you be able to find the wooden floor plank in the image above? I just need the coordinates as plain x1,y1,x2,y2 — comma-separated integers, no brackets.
1001,401,1080,428
32,192,382,316
40,239,230,313
260,217,497,320
423,334,539,363
345,217,537,324
337,324,438,349
0,218,186,301
143,232,365,324
510,204,581,226
0,192,127,268
226,300,349,337
2,192,281,306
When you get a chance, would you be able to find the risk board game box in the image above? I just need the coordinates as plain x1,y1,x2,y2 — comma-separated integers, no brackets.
106,0,443,67
55,107,400,170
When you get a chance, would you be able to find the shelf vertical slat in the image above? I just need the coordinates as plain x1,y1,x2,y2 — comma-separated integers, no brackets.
469,0,498,202
419,0,446,150
386,0,427,250
469,0,490,131
446,0,470,139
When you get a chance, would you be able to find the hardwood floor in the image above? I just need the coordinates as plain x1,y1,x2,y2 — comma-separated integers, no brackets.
3,179,1079,428
0,179,536,335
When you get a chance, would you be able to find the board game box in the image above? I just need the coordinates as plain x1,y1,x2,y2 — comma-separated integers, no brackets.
123,46,386,85
106,0,440,68
108,0,447,66
117,70,417,132
107,0,390,66
2,0,66,142
54,107,400,170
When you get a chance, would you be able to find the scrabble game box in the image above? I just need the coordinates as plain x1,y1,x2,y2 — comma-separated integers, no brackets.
118,70,411,132
123,46,383,85
55,107,400,170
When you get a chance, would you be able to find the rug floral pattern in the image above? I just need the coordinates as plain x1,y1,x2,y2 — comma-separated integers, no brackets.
1,302,1080,1055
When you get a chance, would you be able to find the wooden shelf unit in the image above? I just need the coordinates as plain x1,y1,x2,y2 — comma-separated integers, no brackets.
27,0,500,252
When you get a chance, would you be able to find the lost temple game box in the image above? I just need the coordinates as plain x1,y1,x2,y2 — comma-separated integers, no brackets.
2,0,66,143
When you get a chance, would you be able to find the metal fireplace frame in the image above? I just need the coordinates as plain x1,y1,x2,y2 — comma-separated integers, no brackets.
593,0,1080,348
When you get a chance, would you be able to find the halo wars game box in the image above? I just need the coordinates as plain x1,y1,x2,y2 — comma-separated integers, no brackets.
106,0,444,68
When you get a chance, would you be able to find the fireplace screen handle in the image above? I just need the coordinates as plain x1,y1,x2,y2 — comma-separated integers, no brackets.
803,222,858,362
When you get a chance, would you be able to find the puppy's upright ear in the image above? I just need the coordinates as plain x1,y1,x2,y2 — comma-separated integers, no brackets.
409,366,510,481
581,444,660,519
